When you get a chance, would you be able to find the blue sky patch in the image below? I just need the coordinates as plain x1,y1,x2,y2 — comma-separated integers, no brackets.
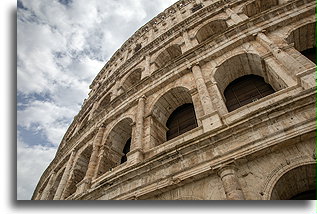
18,126,55,148
58,0,73,6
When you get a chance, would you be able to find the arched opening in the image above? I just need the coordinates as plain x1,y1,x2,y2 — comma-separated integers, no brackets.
290,190,316,200
270,164,316,200
166,103,198,141
154,45,182,68
122,68,142,90
214,53,284,112
224,75,275,112
96,118,133,177
195,19,228,43
243,0,278,17
151,87,197,146
286,22,316,64
64,145,93,198
96,93,112,113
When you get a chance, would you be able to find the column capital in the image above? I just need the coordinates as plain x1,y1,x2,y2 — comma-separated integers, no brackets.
140,95,146,100
223,3,230,10
217,163,238,178
191,62,201,69
216,163,245,200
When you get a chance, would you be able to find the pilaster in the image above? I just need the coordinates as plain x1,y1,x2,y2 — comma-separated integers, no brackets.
128,96,146,164
53,151,76,200
40,172,56,200
78,127,106,192
217,164,245,200
191,64,223,132
256,32,305,77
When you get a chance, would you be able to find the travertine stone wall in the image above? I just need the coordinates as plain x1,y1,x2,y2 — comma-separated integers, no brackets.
32,0,316,200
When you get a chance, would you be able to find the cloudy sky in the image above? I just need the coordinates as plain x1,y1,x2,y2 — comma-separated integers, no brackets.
17,0,178,200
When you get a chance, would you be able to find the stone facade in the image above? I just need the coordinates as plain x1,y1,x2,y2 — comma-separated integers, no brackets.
32,0,316,200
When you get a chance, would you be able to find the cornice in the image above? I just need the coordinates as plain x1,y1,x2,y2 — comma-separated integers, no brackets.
76,89,315,200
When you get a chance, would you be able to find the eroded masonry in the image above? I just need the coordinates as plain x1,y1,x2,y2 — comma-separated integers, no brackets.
33,0,316,200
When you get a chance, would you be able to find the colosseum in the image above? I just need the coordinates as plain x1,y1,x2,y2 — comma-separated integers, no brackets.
32,0,316,200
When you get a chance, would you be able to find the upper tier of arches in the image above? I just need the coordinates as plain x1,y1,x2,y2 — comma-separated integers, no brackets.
34,0,316,200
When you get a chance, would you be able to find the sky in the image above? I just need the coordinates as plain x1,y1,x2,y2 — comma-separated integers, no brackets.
6,0,316,212
17,0,178,200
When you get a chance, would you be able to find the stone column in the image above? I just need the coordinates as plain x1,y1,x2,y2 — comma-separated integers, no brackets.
182,29,193,52
84,127,105,180
60,163,77,200
92,145,105,179
40,172,56,200
191,64,214,115
191,64,223,132
142,55,151,79
218,165,245,200
256,32,305,76
53,151,76,200
209,81,228,115
128,96,146,164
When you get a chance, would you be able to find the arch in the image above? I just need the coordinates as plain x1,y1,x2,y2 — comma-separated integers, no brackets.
242,0,278,17
64,145,93,198
96,92,112,113
154,44,182,68
224,75,275,112
195,19,228,44
214,53,269,96
122,68,143,90
286,22,316,64
152,87,194,125
150,86,197,145
267,163,316,200
213,53,281,112
95,117,133,177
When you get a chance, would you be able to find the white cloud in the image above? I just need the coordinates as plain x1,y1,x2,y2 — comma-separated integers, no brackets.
17,100,78,145
17,135,57,200
17,0,178,200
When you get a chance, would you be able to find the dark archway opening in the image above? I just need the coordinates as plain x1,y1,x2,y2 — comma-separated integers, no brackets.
270,163,316,200
120,138,131,164
301,47,316,64
166,103,198,141
224,75,275,112
290,189,316,200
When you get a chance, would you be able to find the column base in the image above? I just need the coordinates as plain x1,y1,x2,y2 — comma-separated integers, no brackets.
75,178,92,195
296,67,316,90
127,148,144,165
200,111,223,133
